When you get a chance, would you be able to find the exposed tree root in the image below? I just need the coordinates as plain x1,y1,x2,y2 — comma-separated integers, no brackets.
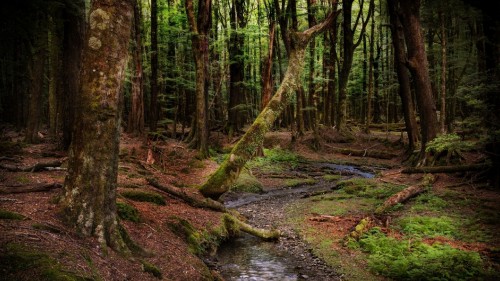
0,182,62,194
401,163,490,174
0,158,67,172
324,144,398,159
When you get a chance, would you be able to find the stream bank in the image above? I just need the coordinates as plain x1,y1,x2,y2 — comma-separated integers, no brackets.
214,163,377,280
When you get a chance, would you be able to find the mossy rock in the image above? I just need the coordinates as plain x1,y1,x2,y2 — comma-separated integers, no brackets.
0,209,26,220
0,243,91,281
230,169,263,193
121,190,166,206
116,202,141,222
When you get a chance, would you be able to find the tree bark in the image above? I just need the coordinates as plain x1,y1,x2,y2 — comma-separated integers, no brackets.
440,11,447,134
399,0,439,159
61,0,134,253
199,10,339,199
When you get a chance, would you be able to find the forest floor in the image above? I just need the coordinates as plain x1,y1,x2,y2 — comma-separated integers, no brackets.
0,125,499,280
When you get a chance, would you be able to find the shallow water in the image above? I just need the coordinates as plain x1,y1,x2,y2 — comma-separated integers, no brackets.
217,234,298,281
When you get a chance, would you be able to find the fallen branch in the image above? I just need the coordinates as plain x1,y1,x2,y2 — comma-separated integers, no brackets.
0,158,67,172
324,144,398,159
375,174,436,215
309,214,342,223
0,182,62,194
401,163,490,174
147,177,226,212
348,175,436,240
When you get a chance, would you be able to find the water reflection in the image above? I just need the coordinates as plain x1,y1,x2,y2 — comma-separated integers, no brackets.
217,234,298,280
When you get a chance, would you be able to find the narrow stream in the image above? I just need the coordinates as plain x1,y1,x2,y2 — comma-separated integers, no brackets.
216,162,376,280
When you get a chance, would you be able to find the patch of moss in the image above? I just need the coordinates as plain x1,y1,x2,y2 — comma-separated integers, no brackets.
16,175,31,184
410,193,448,212
121,190,166,206
0,209,26,220
231,169,263,193
337,178,404,199
116,202,140,222
284,178,317,188
0,243,90,281
141,261,162,279
323,174,342,181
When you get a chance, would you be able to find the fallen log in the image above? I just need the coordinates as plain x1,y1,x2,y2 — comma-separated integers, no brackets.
325,145,398,159
0,182,62,194
147,177,226,212
375,174,436,215
0,158,67,172
401,163,490,174
223,214,280,241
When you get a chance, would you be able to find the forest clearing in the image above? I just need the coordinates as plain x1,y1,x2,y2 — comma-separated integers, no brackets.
1,0,499,280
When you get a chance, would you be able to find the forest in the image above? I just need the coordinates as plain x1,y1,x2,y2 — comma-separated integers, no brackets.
0,0,499,280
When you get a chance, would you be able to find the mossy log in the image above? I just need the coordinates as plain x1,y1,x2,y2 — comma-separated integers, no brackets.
0,182,62,194
223,214,280,241
375,174,435,215
0,158,66,172
199,11,339,199
325,145,397,159
147,177,226,212
401,163,490,174
349,217,373,239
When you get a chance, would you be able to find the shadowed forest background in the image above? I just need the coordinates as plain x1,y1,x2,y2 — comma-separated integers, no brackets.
0,0,499,280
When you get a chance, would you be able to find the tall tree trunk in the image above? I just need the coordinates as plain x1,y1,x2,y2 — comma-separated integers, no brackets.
261,18,275,109
61,0,134,252
365,4,375,133
61,0,85,150
228,0,247,136
128,0,145,136
399,0,439,159
149,0,159,132
387,0,418,150
336,0,374,132
25,11,47,144
200,10,339,199
48,9,63,138
439,11,447,134
306,0,317,131
185,0,211,158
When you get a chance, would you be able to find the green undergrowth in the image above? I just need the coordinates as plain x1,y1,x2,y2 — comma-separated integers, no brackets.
396,215,458,238
116,202,141,222
121,190,166,206
356,227,485,280
0,243,91,281
230,169,263,193
247,147,303,173
0,209,26,220
286,177,500,280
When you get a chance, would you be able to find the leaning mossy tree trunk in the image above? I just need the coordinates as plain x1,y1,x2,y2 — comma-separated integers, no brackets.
61,0,133,253
199,9,339,199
